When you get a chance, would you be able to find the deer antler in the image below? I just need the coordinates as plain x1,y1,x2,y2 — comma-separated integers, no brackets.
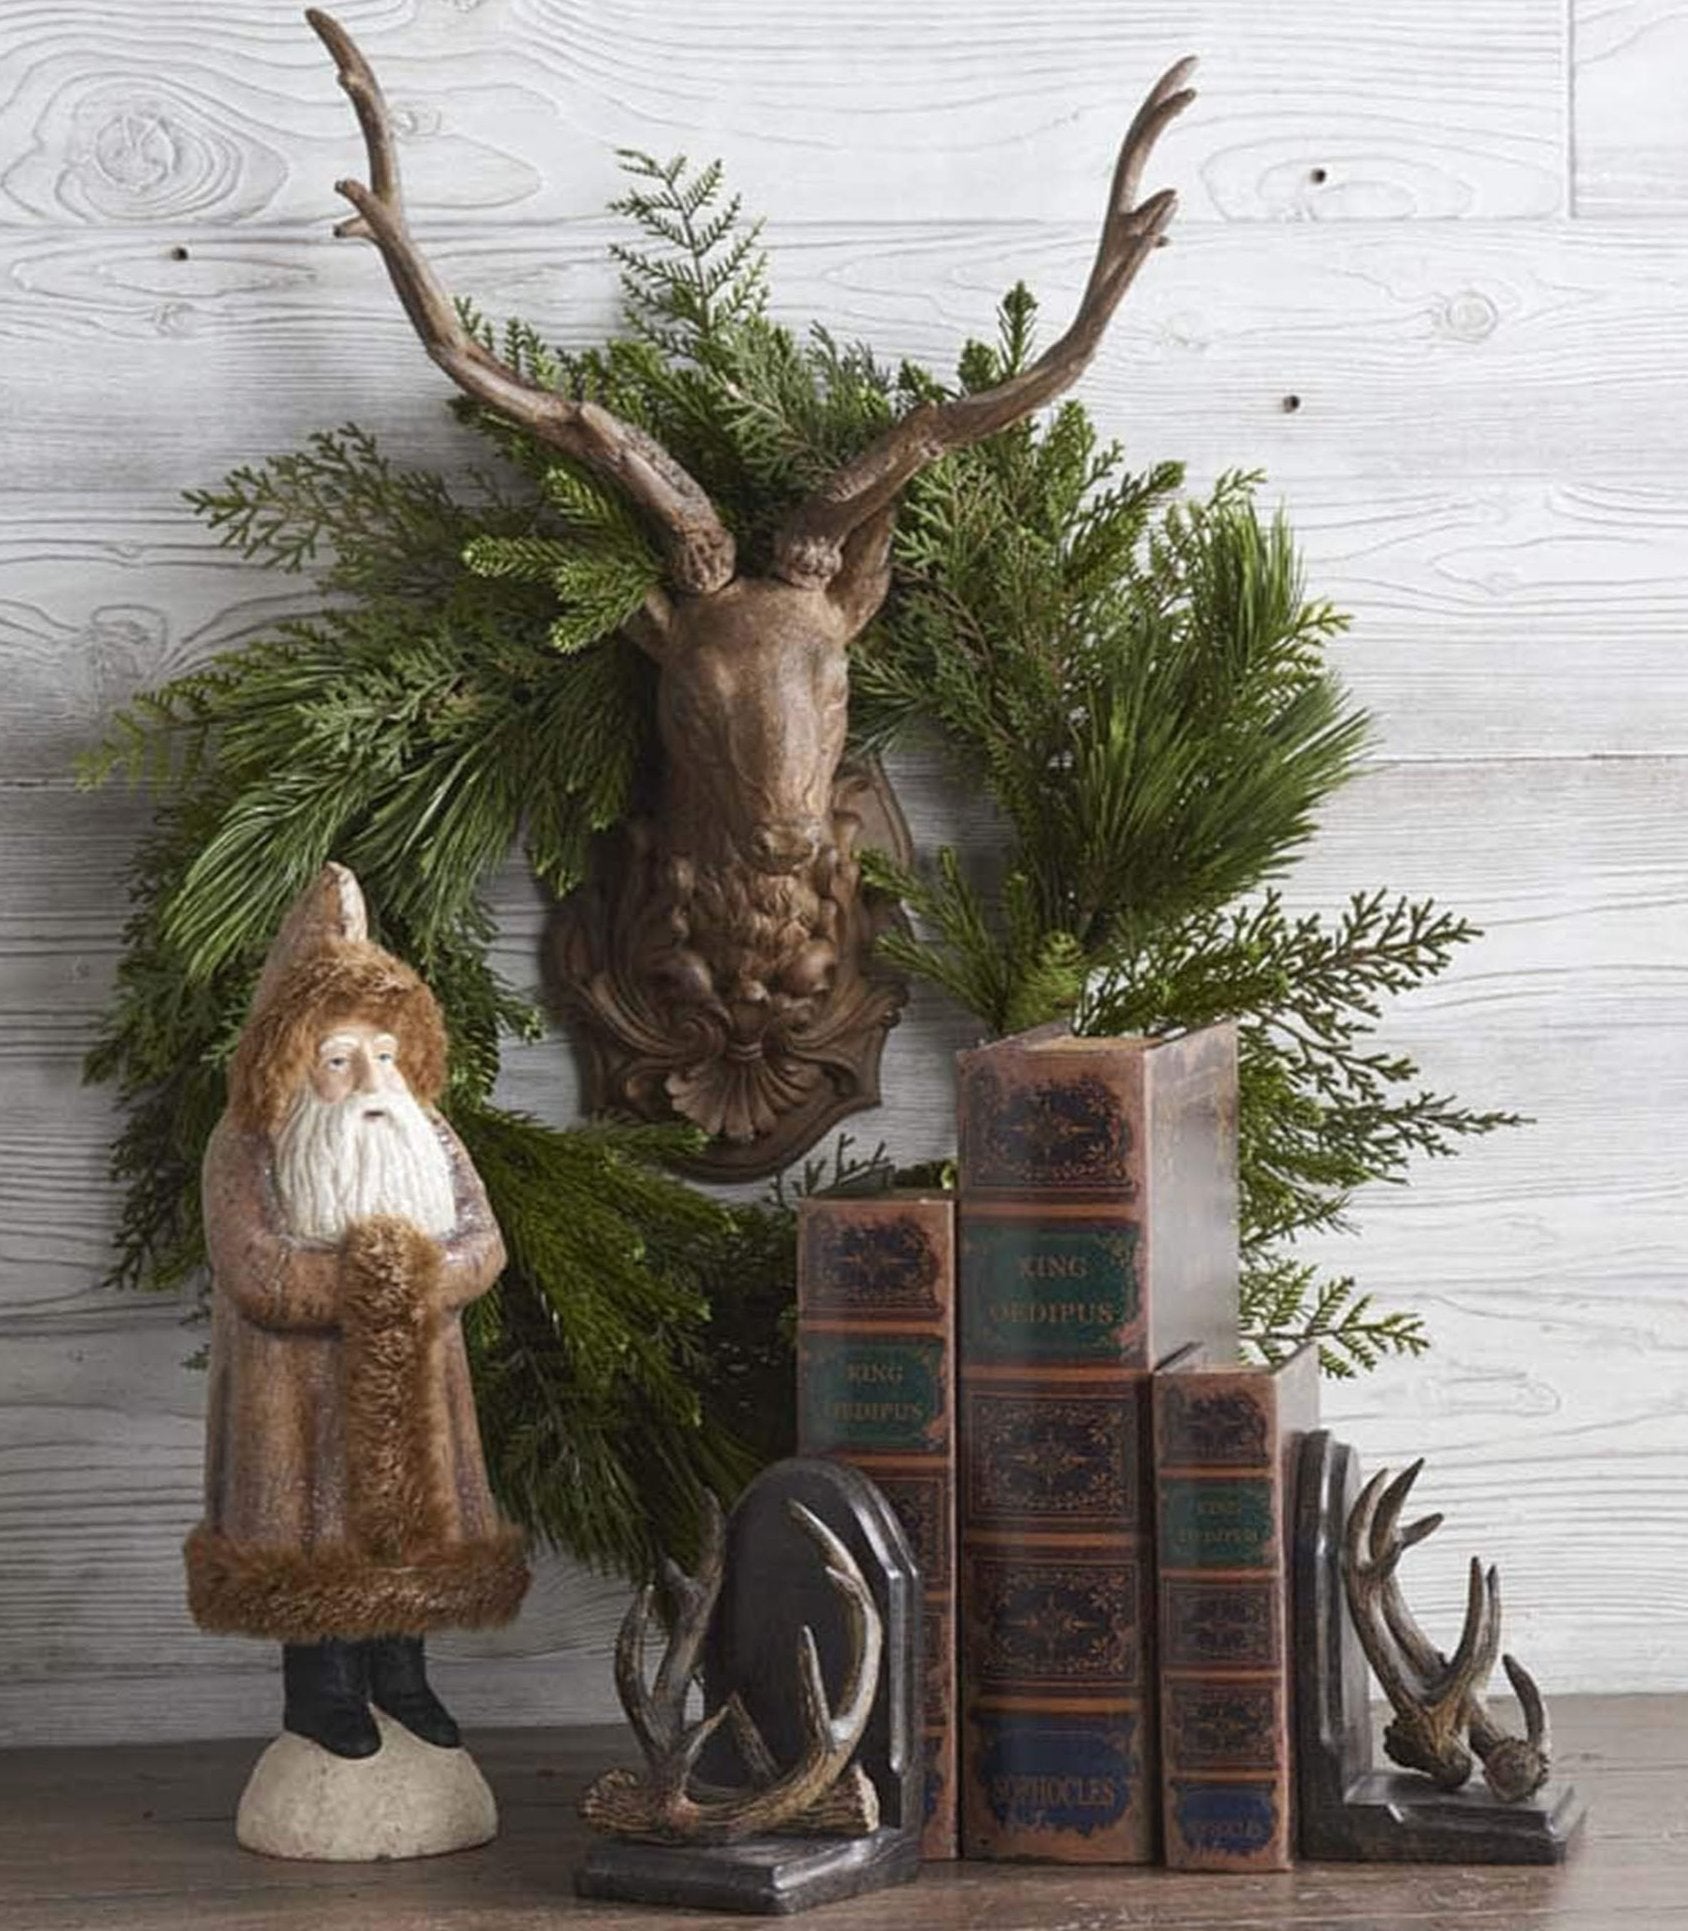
772,56,1197,587
1478,1654,1552,1804
1342,1462,1499,1790
1363,1463,1551,1802
612,1491,729,1765
582,1497,884,1844
305,9,736,596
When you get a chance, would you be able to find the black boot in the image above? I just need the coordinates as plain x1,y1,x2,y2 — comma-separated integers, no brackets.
282,1639,381,1759
366,1635,462,1749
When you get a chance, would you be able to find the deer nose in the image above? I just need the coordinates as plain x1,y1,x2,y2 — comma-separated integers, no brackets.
750,822,823,873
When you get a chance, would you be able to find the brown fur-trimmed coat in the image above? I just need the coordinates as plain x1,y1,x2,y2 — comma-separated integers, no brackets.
184,1112,530,1642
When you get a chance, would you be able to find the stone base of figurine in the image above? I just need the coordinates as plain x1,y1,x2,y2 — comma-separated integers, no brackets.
235,1711,498,1861
575,1826,920,1917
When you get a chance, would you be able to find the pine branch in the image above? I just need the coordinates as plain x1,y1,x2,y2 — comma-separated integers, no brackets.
452,1104,767,1571
864,848,1088,1038
1083,890,1523,1252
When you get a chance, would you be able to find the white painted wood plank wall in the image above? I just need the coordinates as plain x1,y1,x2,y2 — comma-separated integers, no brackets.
0,0,1682,1743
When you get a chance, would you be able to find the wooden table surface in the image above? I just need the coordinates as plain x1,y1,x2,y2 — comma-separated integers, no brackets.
0,1694,1678,1930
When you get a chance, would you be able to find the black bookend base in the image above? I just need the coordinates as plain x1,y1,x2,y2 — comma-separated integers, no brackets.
575,1828,920,1916
1293,1429,1586,1865
1321,1770,1586,1866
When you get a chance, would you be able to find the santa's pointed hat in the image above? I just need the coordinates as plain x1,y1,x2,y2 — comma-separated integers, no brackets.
226,863,449,1134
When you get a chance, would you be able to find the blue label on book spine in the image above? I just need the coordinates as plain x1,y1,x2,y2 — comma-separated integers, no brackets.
973,1712,1137,1838
1170,1780,1280,1858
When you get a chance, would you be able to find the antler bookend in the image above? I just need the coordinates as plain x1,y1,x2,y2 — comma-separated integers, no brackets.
580,1495,884,1846
1342,1461,1550,1805
1294,1429,1584,1864
575,1457,922,1914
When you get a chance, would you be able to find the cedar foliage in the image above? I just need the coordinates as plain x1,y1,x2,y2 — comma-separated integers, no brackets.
83,156,1513,1583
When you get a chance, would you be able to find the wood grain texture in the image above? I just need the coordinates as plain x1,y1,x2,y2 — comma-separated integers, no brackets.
15,217,1688,775
0,0,1563,230
1572,0,1688,214
1290,758,1688,1697
0,499,314,784
0,1697,1670,1928
16,218,1688,498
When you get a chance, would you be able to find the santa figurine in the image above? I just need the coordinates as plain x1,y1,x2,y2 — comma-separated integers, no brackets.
185,863,529,1857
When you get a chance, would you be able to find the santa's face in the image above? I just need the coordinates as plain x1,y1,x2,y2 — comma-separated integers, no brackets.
271,1019,457,1241
309,1021,407,1109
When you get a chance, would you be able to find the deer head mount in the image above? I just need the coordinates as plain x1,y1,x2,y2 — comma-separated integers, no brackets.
1342,1461,1551,1805
580,1494,884,1845
308,11,1195,1175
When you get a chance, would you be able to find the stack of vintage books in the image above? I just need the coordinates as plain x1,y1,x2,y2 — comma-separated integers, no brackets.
796,1021,1318,1869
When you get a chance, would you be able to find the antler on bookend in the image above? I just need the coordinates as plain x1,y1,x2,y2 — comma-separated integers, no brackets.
580,1496,884,1845
308,8,1196,1175
1342,1462,1552,1804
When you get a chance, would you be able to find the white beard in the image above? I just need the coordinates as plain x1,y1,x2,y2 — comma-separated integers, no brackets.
271,1084,459,1241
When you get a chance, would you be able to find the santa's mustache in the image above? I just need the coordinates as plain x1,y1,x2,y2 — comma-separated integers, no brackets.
345,1096,399,1122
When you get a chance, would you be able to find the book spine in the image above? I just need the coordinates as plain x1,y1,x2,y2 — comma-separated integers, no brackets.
956,1033,1159,1863
1152,1351,1317,1871
795,1193,957,1860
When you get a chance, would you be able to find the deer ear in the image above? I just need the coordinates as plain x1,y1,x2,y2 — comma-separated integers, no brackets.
826,503,896,635
622,587,679,661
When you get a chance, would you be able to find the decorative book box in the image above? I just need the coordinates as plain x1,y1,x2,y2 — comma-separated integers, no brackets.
797,1191,958,1859
955,1022,1240,1862
1153,1345,1319,1870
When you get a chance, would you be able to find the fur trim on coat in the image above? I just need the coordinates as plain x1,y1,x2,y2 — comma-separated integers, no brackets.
183,1524,531,1643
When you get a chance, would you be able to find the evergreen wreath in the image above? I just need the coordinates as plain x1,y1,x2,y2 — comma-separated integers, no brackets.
83,155,1517,1578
